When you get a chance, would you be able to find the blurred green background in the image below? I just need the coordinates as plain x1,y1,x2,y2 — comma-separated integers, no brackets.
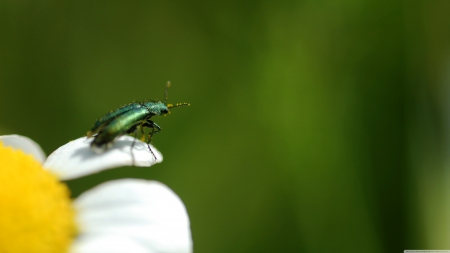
1,1,450,252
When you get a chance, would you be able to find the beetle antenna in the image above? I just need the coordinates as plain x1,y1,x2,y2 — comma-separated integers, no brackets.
164,81,190,109
167,102,190,109
164,81,171,103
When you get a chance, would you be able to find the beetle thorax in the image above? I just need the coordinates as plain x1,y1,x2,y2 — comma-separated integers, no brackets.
143,101,169,115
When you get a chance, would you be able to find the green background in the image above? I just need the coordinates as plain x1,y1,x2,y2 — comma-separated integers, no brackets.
1,1,450,252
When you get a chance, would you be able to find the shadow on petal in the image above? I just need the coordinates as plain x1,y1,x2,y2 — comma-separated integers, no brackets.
44,136,162,180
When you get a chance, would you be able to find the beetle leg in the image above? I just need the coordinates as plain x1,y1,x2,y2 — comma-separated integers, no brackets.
139,121,157,160
138,120,161,160
129,125,141,166
142,120,162,143
139,123,147,142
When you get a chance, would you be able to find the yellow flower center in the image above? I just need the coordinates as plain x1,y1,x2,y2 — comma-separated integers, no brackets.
0,142,77,253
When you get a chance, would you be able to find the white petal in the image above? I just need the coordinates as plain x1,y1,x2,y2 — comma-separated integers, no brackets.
74,179,192,253
71,235,149,253
0,134,46,163
44,136,163,180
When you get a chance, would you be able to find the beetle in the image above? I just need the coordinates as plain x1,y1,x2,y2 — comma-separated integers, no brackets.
86,81,189,159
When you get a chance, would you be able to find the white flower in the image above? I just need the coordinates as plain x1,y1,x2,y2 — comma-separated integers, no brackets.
0,135,192,253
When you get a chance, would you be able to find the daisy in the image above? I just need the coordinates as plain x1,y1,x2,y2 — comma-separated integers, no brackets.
0,134,192,253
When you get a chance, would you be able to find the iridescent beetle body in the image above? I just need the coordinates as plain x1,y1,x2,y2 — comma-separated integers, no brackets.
86,82,189,158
